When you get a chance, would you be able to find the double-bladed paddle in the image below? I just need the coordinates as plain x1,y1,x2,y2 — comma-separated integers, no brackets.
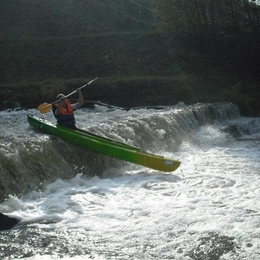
37,78,98,114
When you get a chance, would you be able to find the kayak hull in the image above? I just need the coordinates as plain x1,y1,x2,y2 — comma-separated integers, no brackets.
27,115,181,172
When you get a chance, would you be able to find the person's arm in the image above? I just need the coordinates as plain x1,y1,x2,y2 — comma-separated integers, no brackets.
75,88,84,109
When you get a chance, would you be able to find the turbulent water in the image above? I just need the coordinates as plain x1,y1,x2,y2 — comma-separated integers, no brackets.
0,102,260,260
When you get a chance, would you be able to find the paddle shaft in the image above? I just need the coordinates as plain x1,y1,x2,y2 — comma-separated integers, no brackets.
37,78,98,113
52,77,98,105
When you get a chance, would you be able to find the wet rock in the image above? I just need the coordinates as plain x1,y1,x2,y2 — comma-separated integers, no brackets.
187,232,239,260
222,124,241,137
0,101,22,111
0,213,21,231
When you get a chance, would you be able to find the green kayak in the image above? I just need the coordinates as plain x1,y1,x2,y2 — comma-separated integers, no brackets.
27,115,181,172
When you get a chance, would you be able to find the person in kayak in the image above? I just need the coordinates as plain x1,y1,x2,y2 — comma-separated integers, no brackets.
52,88,83,129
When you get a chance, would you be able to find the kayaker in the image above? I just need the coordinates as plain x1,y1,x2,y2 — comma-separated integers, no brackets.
52,88,83,129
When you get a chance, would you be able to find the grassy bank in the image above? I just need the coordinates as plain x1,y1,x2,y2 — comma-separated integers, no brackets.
2,72,257,116
1,1,260,115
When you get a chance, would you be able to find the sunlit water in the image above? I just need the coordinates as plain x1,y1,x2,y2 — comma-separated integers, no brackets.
0,103,260,259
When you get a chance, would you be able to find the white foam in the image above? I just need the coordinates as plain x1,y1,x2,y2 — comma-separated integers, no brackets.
1,105,260,258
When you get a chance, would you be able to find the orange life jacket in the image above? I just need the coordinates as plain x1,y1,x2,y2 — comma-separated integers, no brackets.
53,100,76,127
55,100,74,115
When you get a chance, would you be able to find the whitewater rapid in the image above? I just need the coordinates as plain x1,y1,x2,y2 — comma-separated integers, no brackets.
0,102,260,259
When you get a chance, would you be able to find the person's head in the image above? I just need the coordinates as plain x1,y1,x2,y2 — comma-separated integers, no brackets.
56,94,67,105
57,93,65,99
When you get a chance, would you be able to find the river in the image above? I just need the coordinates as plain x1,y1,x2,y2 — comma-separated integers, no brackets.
0,102,260,259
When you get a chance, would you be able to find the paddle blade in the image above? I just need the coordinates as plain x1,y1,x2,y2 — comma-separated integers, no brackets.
37,102,53,114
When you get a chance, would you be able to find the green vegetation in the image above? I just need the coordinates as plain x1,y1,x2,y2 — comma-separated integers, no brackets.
150,0,260,115
0,0,260,115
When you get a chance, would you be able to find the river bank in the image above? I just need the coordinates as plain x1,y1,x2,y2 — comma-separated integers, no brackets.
1,33,259,116
1,75,259,116
1,1,260,116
